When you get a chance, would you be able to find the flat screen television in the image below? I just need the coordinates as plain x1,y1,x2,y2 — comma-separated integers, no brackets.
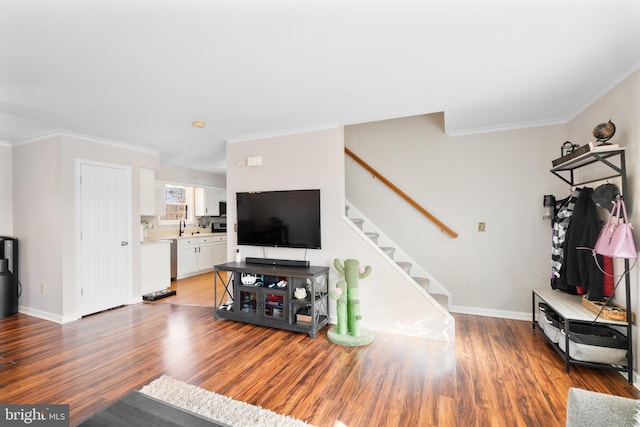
236,189,321,249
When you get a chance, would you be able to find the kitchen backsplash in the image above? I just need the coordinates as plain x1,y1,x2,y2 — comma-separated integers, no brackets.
142,216,227,241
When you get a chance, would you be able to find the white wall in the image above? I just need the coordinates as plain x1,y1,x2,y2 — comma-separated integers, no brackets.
12,136,64,319
157,164,226,187
226,127,454,341
345,113,567,318
0,143,13,235
13,132,160,322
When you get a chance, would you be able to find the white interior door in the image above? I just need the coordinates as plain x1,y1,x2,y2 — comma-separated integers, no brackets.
79,162,131,316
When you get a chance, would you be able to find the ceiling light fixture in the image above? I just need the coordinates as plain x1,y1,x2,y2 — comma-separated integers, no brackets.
192,121,205,128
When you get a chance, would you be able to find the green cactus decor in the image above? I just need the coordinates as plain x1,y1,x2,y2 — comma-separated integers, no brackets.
328,258,374,346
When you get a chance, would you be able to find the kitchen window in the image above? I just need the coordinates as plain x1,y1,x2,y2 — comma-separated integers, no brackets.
158,184,194,224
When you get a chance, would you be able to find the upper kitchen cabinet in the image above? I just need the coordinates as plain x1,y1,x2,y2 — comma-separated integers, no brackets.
195,186,225,216
140,168,157,216
155,180,168,217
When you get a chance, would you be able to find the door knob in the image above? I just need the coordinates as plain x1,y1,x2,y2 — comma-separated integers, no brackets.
121,241,128,246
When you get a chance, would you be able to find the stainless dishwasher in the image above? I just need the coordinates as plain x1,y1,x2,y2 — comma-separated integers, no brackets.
170,239,177,280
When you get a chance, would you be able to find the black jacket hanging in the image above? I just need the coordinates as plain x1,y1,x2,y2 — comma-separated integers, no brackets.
555,187,604,298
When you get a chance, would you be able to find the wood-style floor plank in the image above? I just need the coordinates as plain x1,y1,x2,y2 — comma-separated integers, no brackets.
0,273,637,426
454,314,639,427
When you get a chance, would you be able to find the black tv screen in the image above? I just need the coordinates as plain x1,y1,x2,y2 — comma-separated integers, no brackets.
236,189,321,249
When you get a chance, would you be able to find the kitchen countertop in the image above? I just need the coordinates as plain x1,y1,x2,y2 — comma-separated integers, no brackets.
141,239,172,246
175,232,226,239
143,232,226,244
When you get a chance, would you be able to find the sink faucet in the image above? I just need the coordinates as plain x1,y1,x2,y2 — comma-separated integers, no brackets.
179,219,186,236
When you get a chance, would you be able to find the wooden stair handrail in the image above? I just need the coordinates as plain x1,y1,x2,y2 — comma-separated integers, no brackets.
345,147,459,239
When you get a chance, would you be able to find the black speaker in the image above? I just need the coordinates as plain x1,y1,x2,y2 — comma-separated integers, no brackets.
0,236,18,318
245,257,310,268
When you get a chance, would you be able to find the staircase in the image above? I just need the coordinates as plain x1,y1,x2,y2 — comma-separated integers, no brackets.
345,203,450,310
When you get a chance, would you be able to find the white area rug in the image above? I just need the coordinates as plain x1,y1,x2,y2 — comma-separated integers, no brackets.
140,375,316,427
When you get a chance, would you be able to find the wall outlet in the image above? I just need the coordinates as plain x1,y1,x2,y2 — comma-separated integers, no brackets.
478,222,486,232
40,283,46,294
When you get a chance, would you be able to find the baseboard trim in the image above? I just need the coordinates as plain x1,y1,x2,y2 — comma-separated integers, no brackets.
449,305,530,321
18,306,73,324
19,301,147,324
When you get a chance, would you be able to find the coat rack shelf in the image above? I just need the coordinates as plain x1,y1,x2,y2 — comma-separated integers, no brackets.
533,147,633,384
550,148,627,191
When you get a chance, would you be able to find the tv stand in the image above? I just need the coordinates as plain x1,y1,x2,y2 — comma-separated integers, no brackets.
245,257,310,268
214,261,329,338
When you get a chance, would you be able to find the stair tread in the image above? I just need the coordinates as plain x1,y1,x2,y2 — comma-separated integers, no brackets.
396,261,411,274
430,293,449,309
350,218,364,230
379,247,395,259
365,232,379,243
413,277,430,290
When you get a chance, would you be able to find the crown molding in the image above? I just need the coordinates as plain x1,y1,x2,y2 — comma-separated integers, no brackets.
563,58,640,123
12,129,160,155
446,117,568,137
446,59,640,138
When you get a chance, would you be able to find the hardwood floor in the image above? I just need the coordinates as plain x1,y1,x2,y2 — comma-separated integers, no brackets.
0,274,638,426
163,272,219,306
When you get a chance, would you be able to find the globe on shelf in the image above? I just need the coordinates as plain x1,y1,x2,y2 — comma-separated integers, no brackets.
593,120,616,143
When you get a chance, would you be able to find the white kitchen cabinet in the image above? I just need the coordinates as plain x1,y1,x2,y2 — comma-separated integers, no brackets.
140,241,171,294
194,188,204,216
140,168,156,216
197,236,214,271
177,236,215,279
177,238,198,279
155,181,167,217
195,186,223,216
212,234,227,265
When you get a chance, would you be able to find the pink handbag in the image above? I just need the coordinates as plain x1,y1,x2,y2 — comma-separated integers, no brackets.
594,199,637,259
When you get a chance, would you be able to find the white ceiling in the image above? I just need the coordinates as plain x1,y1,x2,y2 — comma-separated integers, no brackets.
2,0,640,174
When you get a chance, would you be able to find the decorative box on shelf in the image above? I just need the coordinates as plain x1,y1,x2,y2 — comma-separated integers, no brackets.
581,296,633,322
296,306,312,324
551,142,619,167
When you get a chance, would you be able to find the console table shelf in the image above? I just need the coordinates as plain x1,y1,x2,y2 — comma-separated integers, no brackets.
214,262,329,338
